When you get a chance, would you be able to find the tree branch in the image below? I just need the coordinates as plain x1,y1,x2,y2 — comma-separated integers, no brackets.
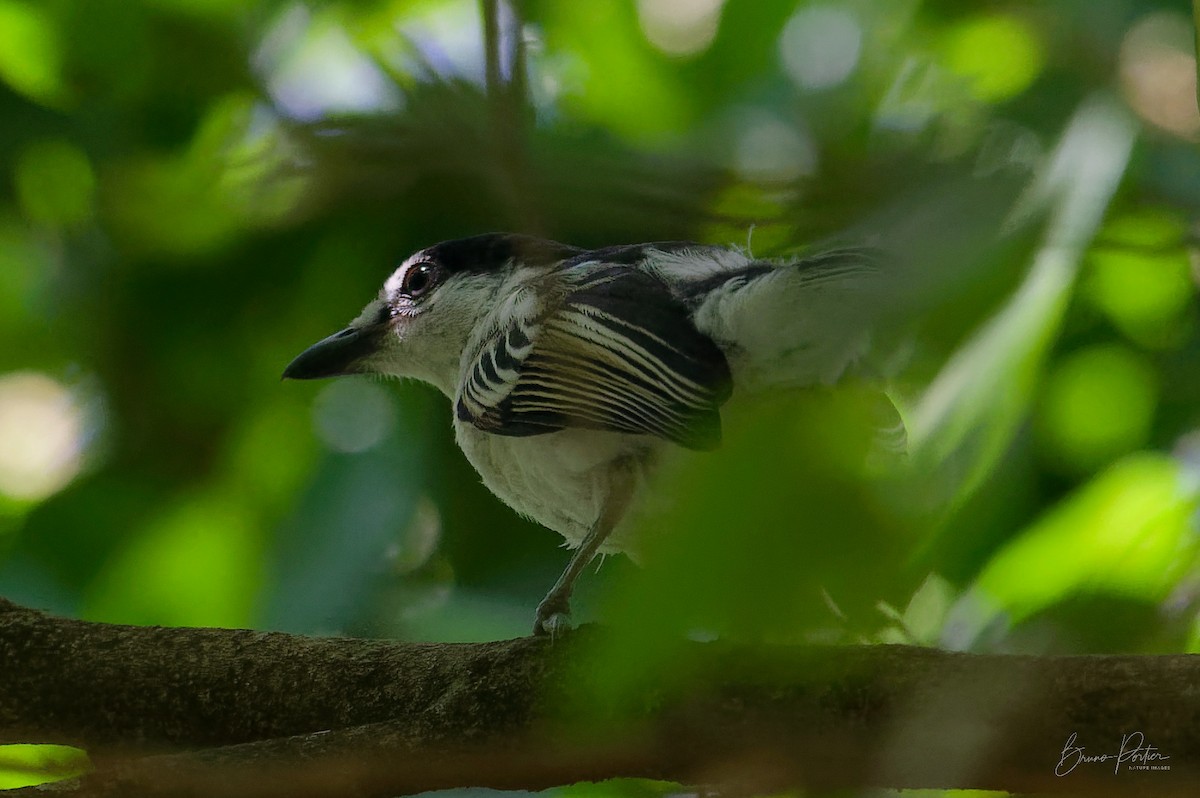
1,597,1196,796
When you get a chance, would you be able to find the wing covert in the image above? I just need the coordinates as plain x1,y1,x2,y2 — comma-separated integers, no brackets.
456,267,731,450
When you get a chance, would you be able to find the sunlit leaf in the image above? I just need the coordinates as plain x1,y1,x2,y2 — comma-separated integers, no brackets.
972,454,1200,625
83,494,264,627
1036,345,1158,473
942,13,1045,102
0,0,64,106
1085,209,1194,347
699,182,792,252
0,745,90,790
901,573,955,645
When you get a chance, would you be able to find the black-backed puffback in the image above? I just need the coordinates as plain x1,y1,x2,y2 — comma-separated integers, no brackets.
285,232,897,634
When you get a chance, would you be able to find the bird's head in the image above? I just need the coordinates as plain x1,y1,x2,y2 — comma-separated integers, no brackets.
283,233,578,395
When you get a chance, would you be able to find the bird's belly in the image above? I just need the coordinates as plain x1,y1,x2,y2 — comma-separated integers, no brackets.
453,424,652,552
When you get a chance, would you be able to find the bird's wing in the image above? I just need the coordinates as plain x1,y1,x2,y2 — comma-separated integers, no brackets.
456,266,732,450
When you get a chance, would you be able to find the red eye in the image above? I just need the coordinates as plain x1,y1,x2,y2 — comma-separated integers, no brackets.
402,262,438,298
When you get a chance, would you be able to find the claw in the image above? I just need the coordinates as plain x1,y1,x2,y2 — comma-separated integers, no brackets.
534,611,571,638
531,459,638,637
533,592,572,637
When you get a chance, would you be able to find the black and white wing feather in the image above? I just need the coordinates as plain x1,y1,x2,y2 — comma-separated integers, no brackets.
456,266,732,450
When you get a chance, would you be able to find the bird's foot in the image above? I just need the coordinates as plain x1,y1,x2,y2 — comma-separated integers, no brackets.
533,591,572,637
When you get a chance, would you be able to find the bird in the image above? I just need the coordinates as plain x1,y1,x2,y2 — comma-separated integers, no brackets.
283,233,898,635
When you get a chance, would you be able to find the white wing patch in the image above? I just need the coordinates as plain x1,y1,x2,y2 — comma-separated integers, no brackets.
691,248,884,390
644,245,753,286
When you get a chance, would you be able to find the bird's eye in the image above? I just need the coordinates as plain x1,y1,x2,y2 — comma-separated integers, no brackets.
401,262,438,298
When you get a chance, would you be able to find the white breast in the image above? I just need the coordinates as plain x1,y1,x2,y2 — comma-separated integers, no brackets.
453,421,658,555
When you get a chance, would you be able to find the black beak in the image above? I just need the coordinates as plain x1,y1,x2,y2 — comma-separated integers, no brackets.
282,326,381,380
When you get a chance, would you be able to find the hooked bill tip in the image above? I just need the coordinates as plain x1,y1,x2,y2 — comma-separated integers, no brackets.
282,326,377,380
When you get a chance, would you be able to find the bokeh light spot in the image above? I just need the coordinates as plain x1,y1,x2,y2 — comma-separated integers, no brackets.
390,495,442,575
0,372,86,503
378,0,487,85
942,13,1044,102
733,111,816,181
255,3,402,121
313,379,397,453
637,0,725,58
1086,210,1192,347
1037,346,1157,472
1119,12,1200,139
0,0,63,106
779,4,862,91
85,497,262,627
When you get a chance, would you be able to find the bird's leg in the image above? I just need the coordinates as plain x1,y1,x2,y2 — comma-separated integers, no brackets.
534,460,637,636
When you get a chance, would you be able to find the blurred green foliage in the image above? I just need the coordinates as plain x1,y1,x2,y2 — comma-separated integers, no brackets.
0,744,90,790
2,0,1200,790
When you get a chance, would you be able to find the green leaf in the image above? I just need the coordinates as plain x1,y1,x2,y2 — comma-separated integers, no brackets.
0,1,64,106
1036,345,1158,473
1085,209,1194,348
941,13,1046,102
0,745,90,789
83,494,264,628
973,454,1200,625
908,97,1138,513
